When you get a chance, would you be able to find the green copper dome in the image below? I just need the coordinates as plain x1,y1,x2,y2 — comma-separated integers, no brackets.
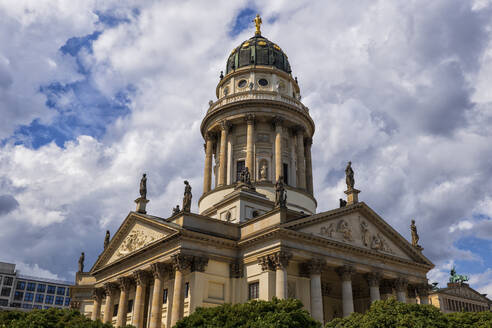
226,35,292,75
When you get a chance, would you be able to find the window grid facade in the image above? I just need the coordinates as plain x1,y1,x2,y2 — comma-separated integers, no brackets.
248,282,260,300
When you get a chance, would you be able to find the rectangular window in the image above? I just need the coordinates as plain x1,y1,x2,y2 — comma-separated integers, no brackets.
65,297,70,306
14,291,23,301
0,299,8,306
37,284,46,293
33,305,42,309
283,163,289,185
184,282,190,298
47,285,56,294
248,282,259,300
66,288,70,296
1,287,11,297
22,303,32,309
43,306,50,309
236,160,245,181
11,302,21,308
56,287,65,295
35,294,44,303
24,292,34,302
0,276,2,285
26,282,36,291
3,277,13,286
127,299,133,313
55,296,64,305
113,304,118,317
45,295,54,304
163,289,168,304
16,281,26,290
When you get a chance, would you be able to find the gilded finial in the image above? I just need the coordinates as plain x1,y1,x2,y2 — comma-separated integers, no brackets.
253,14,262,36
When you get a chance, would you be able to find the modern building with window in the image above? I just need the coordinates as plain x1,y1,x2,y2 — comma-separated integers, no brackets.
72,18,434,327
0,261,71,310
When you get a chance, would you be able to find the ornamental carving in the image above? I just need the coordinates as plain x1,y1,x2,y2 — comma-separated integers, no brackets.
337,220,353,242
258,255,275,271
394,277,409,292
133,270,151,286
118,276,133,292
360,220,369,247
370,232,393,253
172,254,194,272
92,288,105,301
269,251,292,269
336,265,354,281
319,223,334,238
365,272,382,287
115,230,157,259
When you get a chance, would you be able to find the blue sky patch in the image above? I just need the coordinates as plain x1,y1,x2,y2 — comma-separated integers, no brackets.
455,235,492,275
94,9,138,28
230,7,257,37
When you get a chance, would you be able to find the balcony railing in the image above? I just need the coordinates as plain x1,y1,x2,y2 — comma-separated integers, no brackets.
207,91,310,115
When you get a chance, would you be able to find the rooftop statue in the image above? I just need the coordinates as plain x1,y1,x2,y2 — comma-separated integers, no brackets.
140,173,147,199
449,266,469,284
172,205,180,216
104,230,110,249
411,219,420,247
253,14,262,36
183,180,192,212
275,176,287,208
345,161,354,190
78,252,85,273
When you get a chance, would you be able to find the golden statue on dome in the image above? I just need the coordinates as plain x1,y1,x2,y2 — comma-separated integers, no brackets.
253,14,262,35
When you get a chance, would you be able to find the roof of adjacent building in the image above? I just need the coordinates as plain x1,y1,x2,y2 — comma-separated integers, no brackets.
226,34,292,75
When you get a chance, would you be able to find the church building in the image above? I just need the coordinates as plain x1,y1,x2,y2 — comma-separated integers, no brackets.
71,16,434,327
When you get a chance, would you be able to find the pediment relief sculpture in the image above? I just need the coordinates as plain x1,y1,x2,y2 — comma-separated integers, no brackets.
107,222,167,264
337,219,353,242
370,232,393,253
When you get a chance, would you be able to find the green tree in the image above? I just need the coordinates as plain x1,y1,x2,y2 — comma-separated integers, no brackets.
325,298,448,328
0,307,135,328
446,311,492,328
174,297,321,328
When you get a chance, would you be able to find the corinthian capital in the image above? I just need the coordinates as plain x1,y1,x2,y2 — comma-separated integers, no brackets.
365,272,382,287
172,254,194,272
220,120,232,131
151,262,172,279
394,277,409,292
103,282,118,297
92,288,105,301
133,270,152,286
245,113,256,124
336,265,355,281
118,276,133,292
271,115,284,128
191,256,209,272
269,251,292,270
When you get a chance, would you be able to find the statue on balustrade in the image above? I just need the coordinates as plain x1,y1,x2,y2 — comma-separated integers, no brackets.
275,176,287,208
345,161,354,190
104,230,110,249
183,180,192,212
78,252,85,273
139,173,147,199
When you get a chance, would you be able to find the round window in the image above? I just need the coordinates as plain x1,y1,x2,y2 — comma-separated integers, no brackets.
238,79,247,88
258,78,268,86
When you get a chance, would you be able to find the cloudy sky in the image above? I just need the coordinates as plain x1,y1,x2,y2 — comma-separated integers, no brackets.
0,0,491,294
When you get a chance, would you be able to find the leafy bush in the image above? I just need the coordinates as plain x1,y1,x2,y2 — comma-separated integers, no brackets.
0,307,135,328
174,297,321,328
324,298,492,328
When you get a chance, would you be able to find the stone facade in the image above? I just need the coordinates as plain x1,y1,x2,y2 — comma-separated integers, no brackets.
72,21,436,327
429,282,492,313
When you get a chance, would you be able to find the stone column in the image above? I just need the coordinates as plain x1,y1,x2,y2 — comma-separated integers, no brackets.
295,127,306,190
337,265,355,317
116,277,133,327
245,114,255,178
306,259,324,323
304,137,313,194
170,254,193,327
91,288,104,321
366,272,381,303
149,262,169,328
394,278,408,303
417,284,430,305
103,283,117,323
203,132,215,193
218,121,230,186
270,251,292,299
273,116,284,182
132,270,151,328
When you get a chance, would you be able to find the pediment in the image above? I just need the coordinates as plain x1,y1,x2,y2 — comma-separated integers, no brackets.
288,203,432,265
92,213,179,271
297,212,412,260
444,286,489,302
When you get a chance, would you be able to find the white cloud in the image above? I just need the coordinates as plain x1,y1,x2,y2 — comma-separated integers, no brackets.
0,0,491,283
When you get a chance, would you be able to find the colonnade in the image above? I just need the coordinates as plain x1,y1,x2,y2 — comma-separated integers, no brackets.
91,255,208,328
202,115,314,194
257,255,431,322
